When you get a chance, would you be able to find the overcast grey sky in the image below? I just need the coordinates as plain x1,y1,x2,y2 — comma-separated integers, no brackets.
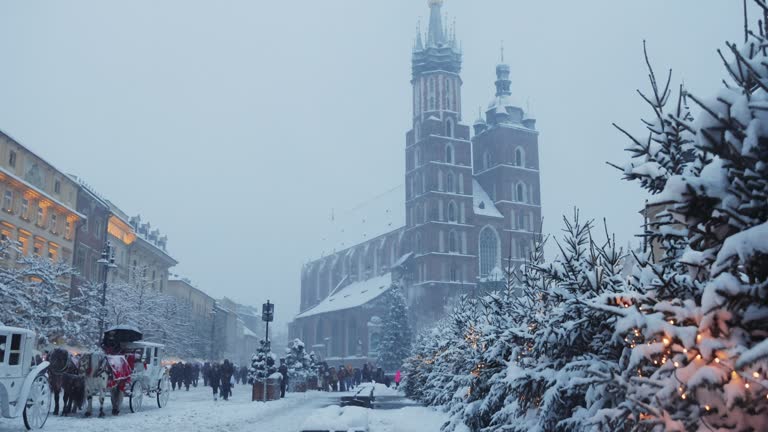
0,1,744,327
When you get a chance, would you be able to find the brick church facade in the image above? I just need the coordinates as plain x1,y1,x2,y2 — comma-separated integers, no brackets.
289,0,542,366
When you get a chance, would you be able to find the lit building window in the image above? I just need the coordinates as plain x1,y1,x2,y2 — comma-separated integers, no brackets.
479,227,500,277
18,236,28,256
20,199,28,218
50,213,57,232
36,206,44,226
3,190,12,211
33,242,42,256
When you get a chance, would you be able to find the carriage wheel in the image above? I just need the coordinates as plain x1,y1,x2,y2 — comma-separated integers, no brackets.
129,381,145,413
23,375,51,430
157,375,171,408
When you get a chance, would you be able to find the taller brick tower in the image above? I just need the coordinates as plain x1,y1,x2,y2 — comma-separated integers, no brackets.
405,0,475,319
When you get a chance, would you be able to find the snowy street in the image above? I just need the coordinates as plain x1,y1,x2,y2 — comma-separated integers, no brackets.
0,384,446,432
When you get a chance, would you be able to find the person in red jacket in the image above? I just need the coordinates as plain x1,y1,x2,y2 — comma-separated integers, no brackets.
394,370,402,389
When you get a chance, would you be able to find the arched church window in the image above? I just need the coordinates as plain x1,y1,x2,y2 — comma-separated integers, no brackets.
446,79,452,111
447,201,457,222
415,147,422,167
515,147,525,167
483,151,492,170
414,232,423,255
446,172,455,193
429,77,436,111
414,121,420,142
446,118,454,138
479,226,500,277
445,143,454,163
516,182,527,203
448,230,458,253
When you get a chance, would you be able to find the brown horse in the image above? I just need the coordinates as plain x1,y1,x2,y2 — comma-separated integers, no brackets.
47,348,85,416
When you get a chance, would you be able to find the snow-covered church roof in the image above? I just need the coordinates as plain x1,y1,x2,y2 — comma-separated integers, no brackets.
306,185,405,261
295,272,393,319
472,179,503,218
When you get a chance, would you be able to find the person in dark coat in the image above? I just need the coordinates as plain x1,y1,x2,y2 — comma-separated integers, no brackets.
170,362,183,391
362,364,371,383
183,363,194,391
278,359,288,398
209,363,221,401
192,363,200,387
338,367,346,392
202,362,211,386
353,368,362,387
329,367,338,392
240,366,248,384
220,359,234,401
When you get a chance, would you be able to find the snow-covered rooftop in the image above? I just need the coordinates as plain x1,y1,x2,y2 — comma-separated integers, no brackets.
472,179,503,218
307,185,405,261
295,272,393,319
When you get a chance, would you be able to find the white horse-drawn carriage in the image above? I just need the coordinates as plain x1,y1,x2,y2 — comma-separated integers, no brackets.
123,341,171,412
101,326,170,414
0,326,51,430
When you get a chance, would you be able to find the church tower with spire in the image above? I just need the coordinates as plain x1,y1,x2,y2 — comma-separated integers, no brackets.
405,0,476,320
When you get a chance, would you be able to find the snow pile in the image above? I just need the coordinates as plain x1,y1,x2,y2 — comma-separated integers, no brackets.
298,405,368,432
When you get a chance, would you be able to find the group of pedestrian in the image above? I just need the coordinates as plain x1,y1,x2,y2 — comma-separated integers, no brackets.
204,359,236,401
169,361,200,391
317,363,363,392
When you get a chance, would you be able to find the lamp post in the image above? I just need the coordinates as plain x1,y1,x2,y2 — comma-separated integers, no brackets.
209,307,217,361
97,240,117,336
262,300,274,350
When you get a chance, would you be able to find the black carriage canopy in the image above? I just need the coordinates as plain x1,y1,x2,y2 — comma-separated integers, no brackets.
102,325,143,350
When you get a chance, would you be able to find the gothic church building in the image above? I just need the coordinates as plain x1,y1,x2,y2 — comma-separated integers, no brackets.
290,0,542,366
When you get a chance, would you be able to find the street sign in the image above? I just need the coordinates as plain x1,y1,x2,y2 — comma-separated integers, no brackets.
262,300,274,322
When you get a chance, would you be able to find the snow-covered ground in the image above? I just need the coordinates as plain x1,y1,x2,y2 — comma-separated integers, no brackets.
0,384,446,432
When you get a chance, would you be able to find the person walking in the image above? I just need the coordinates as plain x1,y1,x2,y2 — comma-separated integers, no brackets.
184,363,193,391
170,362,182,391
220,359,234,401
362,364,370,383
209,363,221,401
346,365,353,390
338,367,346,392
278,359,289,398
353,367,362,387
394,370,402,389
202,362,211,387
329,367,338,392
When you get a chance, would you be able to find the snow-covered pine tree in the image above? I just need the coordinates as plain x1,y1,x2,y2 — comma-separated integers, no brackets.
445,231,551,432
248,339,277,383
285,338,312,381
402,318,453,402
603,6,768,429
454,212,627,432
377,283,412,372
